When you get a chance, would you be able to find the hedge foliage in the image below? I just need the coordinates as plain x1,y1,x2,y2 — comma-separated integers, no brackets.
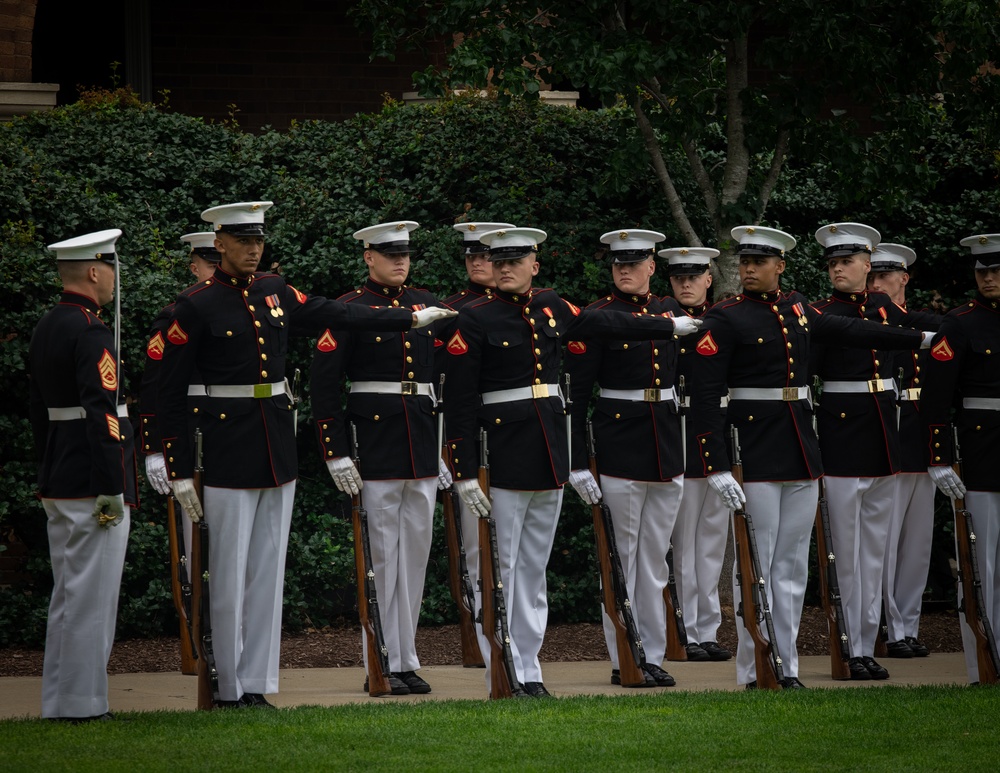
0,90,996,646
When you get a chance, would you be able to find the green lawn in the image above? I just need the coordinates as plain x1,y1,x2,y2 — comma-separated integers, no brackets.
2,686,998,772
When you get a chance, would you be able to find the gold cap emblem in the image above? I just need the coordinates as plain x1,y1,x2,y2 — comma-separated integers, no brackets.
619,231,629,240
395,223,406,231
251,203,261,211
980,236,989,245
745,227,755,234
680,248,688,255
829,225,838,233
469,224,477,231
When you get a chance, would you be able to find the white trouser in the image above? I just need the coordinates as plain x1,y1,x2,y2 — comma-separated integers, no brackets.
957,491,1000,683
883,473,935,642
824,474,896,657
485,486,562,685
458,495,493,666
360,478,437,673
41,498,130,719
733,479,817,685
672,476,731,644
599,475,684,667
204,482,295,700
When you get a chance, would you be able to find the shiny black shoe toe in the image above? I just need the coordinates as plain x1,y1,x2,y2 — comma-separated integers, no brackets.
523,681,552,698
781,677,807,689
241,693,277,709
610,668,655,687
685,642,710,662
905,636,929,657
744,680,758,690
363,675,411,695
848,657,871,680
861,656,889,680
212,699,243,709
701,641,733,661
885,640,914,658
395,671,432,694
642,663,676,687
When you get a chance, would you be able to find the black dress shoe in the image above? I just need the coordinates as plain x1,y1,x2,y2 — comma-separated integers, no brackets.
905,636,930,657
54,712,115,724
685,642,710,661
363,675,411,695
885,640,914,658
744,681,757,690
848,657,871,680
395,671,432,694
781,677,807,689
701,641,733,661
861,656,889,680
642,663,676,687
610,668,656,687
240,693,277,709
213,699,243,709
523,681,553,698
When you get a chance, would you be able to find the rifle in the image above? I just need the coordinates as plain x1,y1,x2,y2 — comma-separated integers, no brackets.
663,543,689,661
814,477,851,679
586,420,648,685
189,428,219,710
438,374,484,667
730,426,785,690
952,426,1000,684
350,422,393,697
166,494,198,675
477,428,525,698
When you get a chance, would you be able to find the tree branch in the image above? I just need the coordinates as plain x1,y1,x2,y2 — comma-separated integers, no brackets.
757,126,791,220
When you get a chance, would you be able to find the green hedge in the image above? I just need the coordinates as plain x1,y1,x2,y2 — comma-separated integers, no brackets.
0,91,996,646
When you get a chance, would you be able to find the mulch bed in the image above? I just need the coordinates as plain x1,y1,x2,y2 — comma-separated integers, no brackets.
0,606,964,678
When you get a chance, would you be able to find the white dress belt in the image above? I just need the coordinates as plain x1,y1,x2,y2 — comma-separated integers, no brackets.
187,381,285,398
728,386,811,402
963,397,1000,411
822,378,894,394
481,383,562,405
680,395,729,409
350,380,436,400
898,387,922,401
48,404,130,421
599,386,678,404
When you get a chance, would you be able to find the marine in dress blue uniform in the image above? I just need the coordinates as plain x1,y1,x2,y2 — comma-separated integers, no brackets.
29,229,136,721
866,243,935,659
566,229,682,688
690,225,928,689
311,220,452,696
444,227,701,697
661,247,733,663
810,223,940,680
921,233,1000,683
158,202,441,708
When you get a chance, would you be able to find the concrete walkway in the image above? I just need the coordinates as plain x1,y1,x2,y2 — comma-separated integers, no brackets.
0,654,970,720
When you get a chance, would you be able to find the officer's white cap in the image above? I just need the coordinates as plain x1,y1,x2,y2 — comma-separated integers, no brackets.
600,229,665,264
201,201,273,236
353,221,420,255
479,227,547,261
181,231,222,262
730,225,796,256
960,233,1000,268
658,246,720,276
870,243,916,272
454,222,516,255
47,229,122,263
814,222,880,258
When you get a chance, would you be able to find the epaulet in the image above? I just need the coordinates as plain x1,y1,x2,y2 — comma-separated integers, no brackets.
336,288,363,302
585,296,614,311
180,280,212,297
811,296,835,310
717,295,744,310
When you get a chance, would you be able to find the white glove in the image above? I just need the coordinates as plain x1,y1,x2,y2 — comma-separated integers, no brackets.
928,465,967,499
144,453,172,495
173,478,204,523
672,316,704,337
707,471,746,510
920,331,935,349
326,456,363,496
454,479,491,517
437,458,453,490
93,493,125,528
569,469,602,505
412,306,458,329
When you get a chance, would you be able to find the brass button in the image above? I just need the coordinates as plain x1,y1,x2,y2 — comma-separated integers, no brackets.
534,348,541,355
220,413,226,419
623,344,629,349
322,423,328,430
193,408,199,414
758,338,764,344
700,438,706,444
259,337,264,344
255,321,261,328
503,342,509,347
655,378,661,385
405,341,411,349
227,331,233,337
374,415,380,421
406,356,413,363
653,348,659,355
261,354,267,361
166,442,172,449
748,416,754,421
840,413,846,419
615,413,621,419
261,370,268,378
495,418,501,424
707,466,713,472
407,371,414,378
375,336,382,343
536,363,542,370
249,305,255,311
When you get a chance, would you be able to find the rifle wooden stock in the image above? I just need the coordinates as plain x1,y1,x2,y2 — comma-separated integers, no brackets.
442,486,484,667
166,495,197,675
586,422,648,685
477,428,523,699
352,487,393,696
814,483,851,680
663,544,689,662
190,430,219,710
730,428,784,690
952,427,1000,684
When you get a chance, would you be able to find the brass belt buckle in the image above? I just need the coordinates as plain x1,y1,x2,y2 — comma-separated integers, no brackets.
643,388,661,402
531,384,550,399
253,383,272,398
867,379,883,393
782,387,799,401
401,381,418,396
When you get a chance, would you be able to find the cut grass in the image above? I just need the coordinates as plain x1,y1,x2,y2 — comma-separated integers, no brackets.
2,685,998,772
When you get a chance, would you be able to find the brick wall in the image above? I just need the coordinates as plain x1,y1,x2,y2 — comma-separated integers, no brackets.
0,0,37,81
